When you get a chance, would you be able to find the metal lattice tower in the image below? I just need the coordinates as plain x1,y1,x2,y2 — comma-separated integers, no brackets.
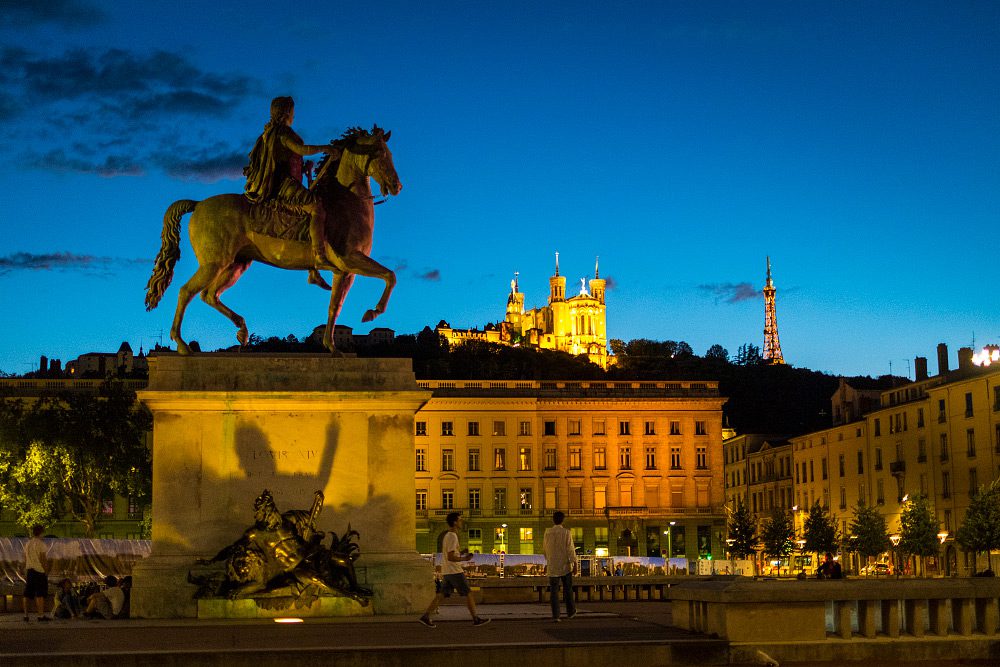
763,256,785,365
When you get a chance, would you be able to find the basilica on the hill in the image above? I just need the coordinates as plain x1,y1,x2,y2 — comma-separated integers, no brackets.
436,254,612,369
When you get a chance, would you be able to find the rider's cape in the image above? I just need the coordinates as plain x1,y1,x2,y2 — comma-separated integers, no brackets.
243,124,303,203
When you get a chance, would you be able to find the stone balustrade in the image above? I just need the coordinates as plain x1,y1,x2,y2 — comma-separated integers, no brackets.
669,578,1000,642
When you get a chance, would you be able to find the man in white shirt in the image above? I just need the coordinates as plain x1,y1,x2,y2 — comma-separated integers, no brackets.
22,525,51,622
418,512,490,627
85,575,125,619
543,511,578,621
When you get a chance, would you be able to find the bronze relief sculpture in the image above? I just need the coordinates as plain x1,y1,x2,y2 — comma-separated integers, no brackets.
190,489,372,608
145,96,401,355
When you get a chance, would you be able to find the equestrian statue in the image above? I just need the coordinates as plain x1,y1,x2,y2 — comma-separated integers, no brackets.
144,96,400,355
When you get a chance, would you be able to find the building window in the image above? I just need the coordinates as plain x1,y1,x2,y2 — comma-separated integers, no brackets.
568,419,581,436
518,447,532,471
876,479,885,505
620,485,633,506
874,418,881,437
468,528,483,552
670,446,682,469
967,429,976,457
645,447,656,469
918,438,927,462
965,392,974,418
441,449,454,472
469,488,481,510
415,421,427,436
593,419,606,436
942,472,951,499
670,421,681,435
594,486,606,510
544,447,556,470
644,421,656,436
101,498,114,515
839,454,845,477
917,408,925,428
494,448,506,471
519,488,533,510
494,487,507,513
940,434,949,461
944,509,952,531
969,468,979,496
920,473,927,495
839,487,846,510
468,448,480,472
695,421,707,436
809,460,815,482
127,497,141,519
619,446,631,470
938,399,947,423
696,446,707,469
519,527,533,544
493,420,506,436
857,450,864,474
519,421,531,436
619,420,631,436
441,421,454,436
415,448,427,472
545,487,556,509
821,457,828,480
858,482,866,505
441,489,454,510
996,424,1000,454
468,421,480,436
594,446,606,470
543,420,556,436
994,386,1000,411
416,490,427,511
874,448,883,471
569,447,581,470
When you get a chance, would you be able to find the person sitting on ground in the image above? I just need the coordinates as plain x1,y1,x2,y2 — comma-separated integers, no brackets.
84,575,125,619
117,575,132,618
816,552,843,579
52,578,82,619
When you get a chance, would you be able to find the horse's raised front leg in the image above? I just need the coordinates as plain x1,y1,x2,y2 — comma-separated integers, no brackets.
323,271,349,356
337,251,396,323
171,264,227,355
201,261,252,347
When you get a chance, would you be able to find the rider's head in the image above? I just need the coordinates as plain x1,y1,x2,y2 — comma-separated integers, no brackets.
270,96,295,126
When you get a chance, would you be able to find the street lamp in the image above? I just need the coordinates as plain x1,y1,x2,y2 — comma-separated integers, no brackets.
500,523,508,553
663,520,676,559
890,533,901,577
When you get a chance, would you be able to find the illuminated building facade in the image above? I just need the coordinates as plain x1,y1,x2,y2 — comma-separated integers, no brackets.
723,434,793,536
413,379,727,559
437,254,612,369
788,345,1000,575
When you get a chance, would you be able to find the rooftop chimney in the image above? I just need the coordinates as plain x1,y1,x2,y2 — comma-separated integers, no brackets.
914,356,928,382
958,347,974,371
39,355,48,373
937,343,950,375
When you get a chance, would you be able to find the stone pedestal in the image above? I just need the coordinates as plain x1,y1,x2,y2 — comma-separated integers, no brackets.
130,354,434,618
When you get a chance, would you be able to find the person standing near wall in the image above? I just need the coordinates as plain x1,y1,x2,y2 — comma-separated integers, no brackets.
543,511,578,621
22,525,51,622
418,512,491,627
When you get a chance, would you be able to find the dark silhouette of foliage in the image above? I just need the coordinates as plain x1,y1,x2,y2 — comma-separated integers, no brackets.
726,498,757,559
761,508,794,558
957,480,1000,572
850,501,889,564
899,494,939,558
803,501,839,555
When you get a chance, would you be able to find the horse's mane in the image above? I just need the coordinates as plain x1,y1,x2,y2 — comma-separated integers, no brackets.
313,126,380,185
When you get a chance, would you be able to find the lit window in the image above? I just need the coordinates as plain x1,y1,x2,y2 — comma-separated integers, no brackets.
441,421,453,436
415,421,427,436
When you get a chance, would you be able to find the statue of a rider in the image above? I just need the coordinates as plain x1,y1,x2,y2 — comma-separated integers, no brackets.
243,96,340,268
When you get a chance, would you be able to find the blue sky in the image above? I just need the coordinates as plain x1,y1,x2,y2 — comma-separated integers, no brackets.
1,1,997,377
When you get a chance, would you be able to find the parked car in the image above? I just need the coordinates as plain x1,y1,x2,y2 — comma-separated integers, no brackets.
860,562,891,576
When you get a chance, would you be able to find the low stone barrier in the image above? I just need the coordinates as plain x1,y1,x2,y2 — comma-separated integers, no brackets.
669,578,1000,663
474,575,708,604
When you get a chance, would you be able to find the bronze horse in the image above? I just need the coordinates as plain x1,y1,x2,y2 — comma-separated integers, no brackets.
144,126,400,355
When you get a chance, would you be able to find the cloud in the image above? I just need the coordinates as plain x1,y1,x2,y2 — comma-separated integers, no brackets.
0,0,104,28
604,275,617,290
0,251,148,276
699,282,759,304
0,46,259,180
417,269,441,281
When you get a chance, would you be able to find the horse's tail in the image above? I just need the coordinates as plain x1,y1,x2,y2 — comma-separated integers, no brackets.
144,199,198,311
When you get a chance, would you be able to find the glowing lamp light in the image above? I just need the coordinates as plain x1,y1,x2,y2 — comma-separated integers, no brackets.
937,531,950,544
274,617,304,624
889,534,901,547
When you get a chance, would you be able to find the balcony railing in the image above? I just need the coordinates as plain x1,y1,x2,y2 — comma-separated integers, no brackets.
889,461,906,475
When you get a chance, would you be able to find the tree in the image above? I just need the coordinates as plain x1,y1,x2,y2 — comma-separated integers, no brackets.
956,480,1000,573
850,501,889,571
899,494,939,575
803,501,839,555
705,344,729,362
726,498,757,559
761,508,794,559
734,343,763,366
0,380,151,536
